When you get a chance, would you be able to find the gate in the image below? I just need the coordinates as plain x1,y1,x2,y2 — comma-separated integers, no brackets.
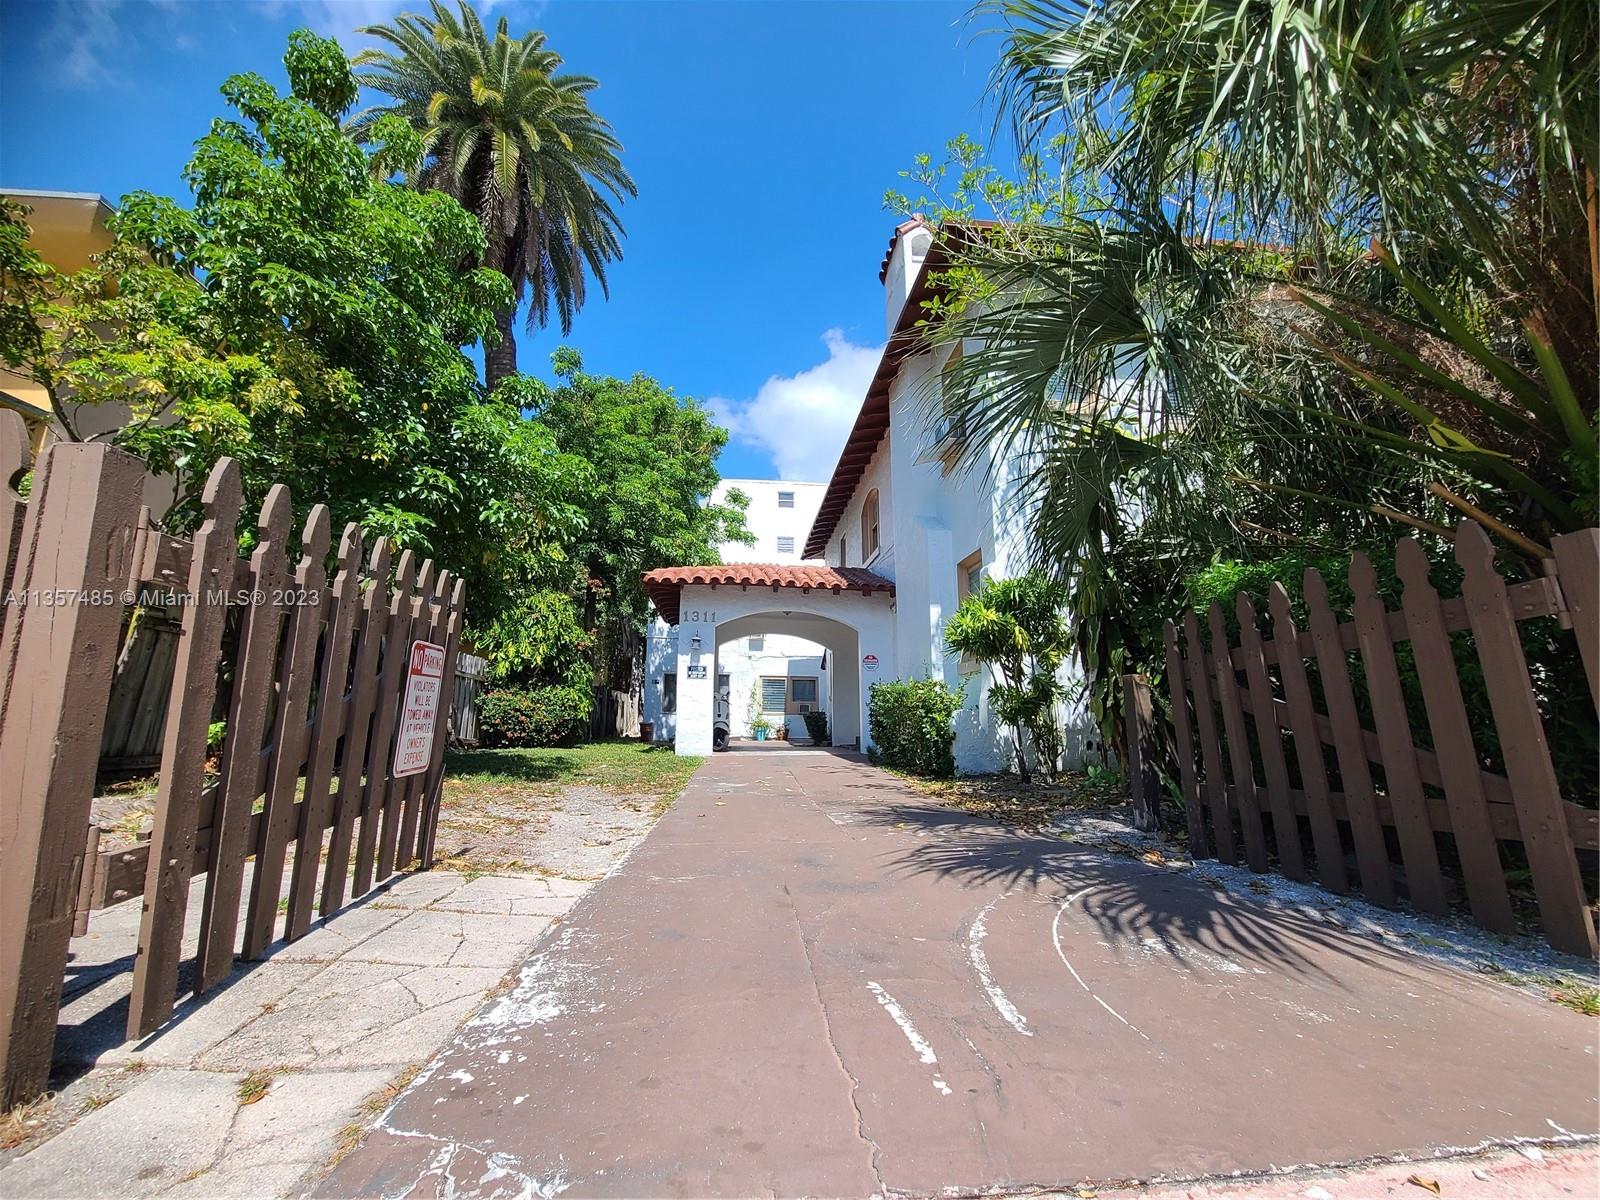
1159,519,1598,957
0,416,466,1104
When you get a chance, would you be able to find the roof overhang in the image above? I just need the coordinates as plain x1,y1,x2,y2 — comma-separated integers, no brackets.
803,222,996,559
643,564,895,625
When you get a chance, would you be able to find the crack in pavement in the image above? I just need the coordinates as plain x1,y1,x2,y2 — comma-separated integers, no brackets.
784,885,887,1198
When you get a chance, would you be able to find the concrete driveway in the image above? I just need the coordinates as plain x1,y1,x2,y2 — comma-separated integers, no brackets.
322,750,1598,1198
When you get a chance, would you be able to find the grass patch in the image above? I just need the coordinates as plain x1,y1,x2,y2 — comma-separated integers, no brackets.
1548,981,1600,1016
444,740,702,804
0,1093,53,1151
235,1069,274,1105
327,1063,423,1170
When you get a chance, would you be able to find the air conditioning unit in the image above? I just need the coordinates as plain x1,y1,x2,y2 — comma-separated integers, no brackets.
797,703,811,713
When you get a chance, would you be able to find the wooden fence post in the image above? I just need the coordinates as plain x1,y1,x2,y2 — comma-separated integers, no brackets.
127,459,243,1038
1161,623,1206,856
1549,530,1599,707
1456,522,1596,957
0,410,28,587
0,443,145,1106
194,484,292,993
1122,674,1160,833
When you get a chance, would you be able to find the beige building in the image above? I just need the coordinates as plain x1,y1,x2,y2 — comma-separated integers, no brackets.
1,188,173,513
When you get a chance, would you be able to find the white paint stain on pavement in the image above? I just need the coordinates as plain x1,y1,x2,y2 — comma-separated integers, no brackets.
1052,887,1152,1042
968,893,1033,1037
866,980,953,1095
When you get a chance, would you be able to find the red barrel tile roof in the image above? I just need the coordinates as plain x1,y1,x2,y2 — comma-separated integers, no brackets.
643,564,894,624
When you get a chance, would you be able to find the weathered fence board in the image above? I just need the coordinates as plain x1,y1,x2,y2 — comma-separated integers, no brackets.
1158,520,1597,956
1161,626,1206,856
283,523,362,942
1394,538,1514,933
0,443,146,1106
1455,523,1595,957
1,446,465,1104
196,486,293,993
1236,594,1305,880
1266,583,1346,893
1351,552,1446,915
242,506,331,961
127,460,243,1038
322,538,389,916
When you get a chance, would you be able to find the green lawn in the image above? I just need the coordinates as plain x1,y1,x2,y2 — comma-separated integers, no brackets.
443,739,703,806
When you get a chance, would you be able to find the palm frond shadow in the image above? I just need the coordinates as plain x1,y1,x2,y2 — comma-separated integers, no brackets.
851,800,1421,988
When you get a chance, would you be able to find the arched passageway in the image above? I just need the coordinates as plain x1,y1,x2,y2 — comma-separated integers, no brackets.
642,567,897,757
715,612,861,750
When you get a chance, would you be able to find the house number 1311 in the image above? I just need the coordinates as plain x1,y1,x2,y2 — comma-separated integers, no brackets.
683,610,717,622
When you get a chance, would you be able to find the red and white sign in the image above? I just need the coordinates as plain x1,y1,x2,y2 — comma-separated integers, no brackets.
393,640,447,777
862,653,880,672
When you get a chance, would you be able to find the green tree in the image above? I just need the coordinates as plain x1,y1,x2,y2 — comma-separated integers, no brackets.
891,0,1599,755
351,0,635,390
498,350,752,689
945,572,1072,782
0,31,579,636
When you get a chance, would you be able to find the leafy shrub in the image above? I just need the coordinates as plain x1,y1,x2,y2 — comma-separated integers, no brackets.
868,679,962,777
802,709,830,746
478,685,592,748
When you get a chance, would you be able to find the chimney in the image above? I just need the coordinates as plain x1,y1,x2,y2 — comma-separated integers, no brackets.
881,216,932,336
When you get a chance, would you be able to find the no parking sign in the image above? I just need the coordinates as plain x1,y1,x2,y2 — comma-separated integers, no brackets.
393,640,446,777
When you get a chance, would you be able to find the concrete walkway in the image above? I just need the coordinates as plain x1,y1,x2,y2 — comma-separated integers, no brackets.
0,869,589,1199
323,752,1598,1198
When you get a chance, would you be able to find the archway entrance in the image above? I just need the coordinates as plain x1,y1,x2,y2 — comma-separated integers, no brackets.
641,565,897,757
715,612,860,750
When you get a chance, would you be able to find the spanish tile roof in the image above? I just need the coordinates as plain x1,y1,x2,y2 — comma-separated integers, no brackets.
643,564,895,625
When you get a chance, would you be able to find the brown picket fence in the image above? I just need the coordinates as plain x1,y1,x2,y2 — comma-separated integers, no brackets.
0,414,465,1105
1159,519,1598,958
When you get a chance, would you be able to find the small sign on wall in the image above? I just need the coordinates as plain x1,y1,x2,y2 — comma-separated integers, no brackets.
862,653,880,672
393,640,446,777
687,665,708,679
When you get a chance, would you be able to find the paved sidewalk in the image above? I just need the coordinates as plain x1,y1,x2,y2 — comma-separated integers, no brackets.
323,751,1598,1199
0,868,589,1199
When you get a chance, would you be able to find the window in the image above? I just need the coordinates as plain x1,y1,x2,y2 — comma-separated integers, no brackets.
748,636,765,652
956,550,983,674
661,673,677,714
958,550,983,602
861,488,880,561
764,676,819,714
838,536,847,567
935,345,968,464
776,535,795,554
777,491,795,508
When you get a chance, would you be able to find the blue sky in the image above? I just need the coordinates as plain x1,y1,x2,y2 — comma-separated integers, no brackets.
0,0,1002,482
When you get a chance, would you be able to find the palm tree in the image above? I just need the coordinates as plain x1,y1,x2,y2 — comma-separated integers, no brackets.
913,0,1598,754
349,0,635,390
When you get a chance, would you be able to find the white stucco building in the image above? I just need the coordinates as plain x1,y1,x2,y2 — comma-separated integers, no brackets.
642,479,840,744
645,219,1095,768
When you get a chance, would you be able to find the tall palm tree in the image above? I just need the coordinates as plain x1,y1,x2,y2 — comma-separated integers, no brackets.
349,0,635,390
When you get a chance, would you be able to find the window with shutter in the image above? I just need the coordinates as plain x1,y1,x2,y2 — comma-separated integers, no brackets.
761,677,788,712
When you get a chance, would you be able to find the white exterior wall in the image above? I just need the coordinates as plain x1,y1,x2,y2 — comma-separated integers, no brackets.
672,587,895,756
855,230,1095,773
713,478,826,563
827,439,895,577
643,477,832,743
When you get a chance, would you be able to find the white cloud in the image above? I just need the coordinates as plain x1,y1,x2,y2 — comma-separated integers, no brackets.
42,0,132,88
709,329,882,483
